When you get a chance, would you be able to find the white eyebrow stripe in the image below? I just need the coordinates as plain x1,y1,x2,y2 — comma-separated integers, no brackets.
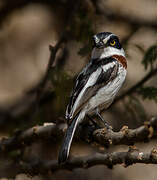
102,34,115,44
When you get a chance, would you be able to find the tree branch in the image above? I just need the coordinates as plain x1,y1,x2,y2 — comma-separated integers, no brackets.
91,0,157,29
0,117,157,156
27,38,65,97
0,0,64,27
13,148,157,175
0,123,65,155
93,117,157,147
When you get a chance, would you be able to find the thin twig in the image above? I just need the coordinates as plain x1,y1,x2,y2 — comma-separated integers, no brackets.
27,37,65,96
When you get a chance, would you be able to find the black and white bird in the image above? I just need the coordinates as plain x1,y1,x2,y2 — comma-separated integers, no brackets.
58,32,127,164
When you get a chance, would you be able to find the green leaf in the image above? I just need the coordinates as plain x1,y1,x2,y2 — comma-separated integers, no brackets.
137,86,157,103
142,45,157,70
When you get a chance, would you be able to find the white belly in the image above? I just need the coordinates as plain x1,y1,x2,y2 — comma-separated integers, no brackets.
86,65,126,113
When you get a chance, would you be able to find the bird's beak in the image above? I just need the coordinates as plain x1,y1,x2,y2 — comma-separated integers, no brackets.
92,36,105,49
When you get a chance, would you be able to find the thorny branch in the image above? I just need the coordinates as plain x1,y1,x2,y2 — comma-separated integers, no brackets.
0,123,65,155
93,117,157,147
0,117,157,156
12,148,157,175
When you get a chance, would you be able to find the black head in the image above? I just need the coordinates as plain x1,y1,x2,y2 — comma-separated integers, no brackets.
92,32,122,49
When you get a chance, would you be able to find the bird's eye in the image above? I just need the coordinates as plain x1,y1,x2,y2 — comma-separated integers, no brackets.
110,40,116,46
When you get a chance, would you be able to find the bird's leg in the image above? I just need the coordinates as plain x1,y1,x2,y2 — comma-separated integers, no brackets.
87,115,97,126
96,108,111,129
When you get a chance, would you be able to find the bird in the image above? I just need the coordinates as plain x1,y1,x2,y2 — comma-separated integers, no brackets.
58,32,127,164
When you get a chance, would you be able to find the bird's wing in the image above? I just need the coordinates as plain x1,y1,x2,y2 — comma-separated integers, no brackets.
66,57,118,122
66,63,92,119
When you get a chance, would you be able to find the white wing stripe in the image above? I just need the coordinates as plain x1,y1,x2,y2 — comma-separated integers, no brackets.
102,61,115,72
70,62,116,118
71,68,101,117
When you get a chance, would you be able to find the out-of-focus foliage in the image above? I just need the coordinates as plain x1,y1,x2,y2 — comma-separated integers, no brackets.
74,5,94,57
137,86,157,103
74,6,94,43
51,69,73,115
125,43,157,125
124,96,147,125
142,45,157,70
132,44,157,104
78,43,92,57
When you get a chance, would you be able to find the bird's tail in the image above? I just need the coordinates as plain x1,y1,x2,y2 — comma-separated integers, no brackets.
58,111,85,164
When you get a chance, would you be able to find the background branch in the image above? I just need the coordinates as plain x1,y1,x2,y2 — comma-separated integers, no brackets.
10,148,157,176
115,67,157,104
91,0,157,29
0,123,64,155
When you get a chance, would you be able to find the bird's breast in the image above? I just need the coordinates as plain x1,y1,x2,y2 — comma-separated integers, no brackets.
86,65,127,112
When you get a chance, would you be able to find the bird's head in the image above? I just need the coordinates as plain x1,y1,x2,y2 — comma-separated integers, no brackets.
91,32,125,59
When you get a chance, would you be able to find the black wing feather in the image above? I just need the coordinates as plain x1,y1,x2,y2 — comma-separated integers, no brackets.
66,57,118,120
70,64,118,118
